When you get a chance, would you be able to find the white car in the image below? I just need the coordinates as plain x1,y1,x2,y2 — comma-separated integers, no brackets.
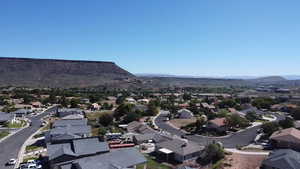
6,158,16,165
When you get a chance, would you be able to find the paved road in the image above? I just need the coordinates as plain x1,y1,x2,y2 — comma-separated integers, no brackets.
0,106,57,169
155,112,285,148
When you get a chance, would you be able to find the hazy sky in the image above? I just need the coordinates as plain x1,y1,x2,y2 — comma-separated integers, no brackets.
0,0,299,76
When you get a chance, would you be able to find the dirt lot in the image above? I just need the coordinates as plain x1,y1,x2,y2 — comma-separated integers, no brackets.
169,118,197,128
223,153,267,169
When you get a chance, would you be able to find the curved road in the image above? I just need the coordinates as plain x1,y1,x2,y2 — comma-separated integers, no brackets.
0,106,57,169
155,113,285,148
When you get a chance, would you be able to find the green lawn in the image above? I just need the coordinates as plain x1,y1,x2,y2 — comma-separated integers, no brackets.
5,120,27,128
0,131,9,139
25,145,42,152
137,155,171,169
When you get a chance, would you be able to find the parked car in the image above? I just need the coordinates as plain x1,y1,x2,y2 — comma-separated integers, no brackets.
6,158,16,166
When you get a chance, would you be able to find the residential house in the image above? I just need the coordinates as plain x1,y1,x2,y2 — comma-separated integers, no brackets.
160,110,171,117
270,127,300,151
137,99,150,104
55,148,146,169
177,109,194,119
31,101,43,108
90,103,101,111
261,149,300,169
0,112,16,124
125,97,136,104
45,119,91,144
12,109,32,118
133,133,173,144
126,121,155,134
201,103,216,112
61,114,85,120
156,139,203,163
207,117,227,132
47,137,110,167
57,108,85,118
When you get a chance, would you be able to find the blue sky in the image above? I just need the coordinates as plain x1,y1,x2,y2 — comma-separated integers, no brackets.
0,0,299,76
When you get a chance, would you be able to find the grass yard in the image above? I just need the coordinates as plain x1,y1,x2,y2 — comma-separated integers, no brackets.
6,120,27,128
136,155,171,169
26,145,42,152
86,111,113,121
169,117,197,129
0,131,9,139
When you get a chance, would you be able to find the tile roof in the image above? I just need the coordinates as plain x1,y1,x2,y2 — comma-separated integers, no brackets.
270,128,300,143
209,117,226,127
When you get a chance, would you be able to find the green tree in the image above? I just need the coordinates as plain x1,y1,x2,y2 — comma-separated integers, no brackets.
252,97,276,109
198,143,225,165
261,122,280,136
245,111,260,122
98,113,114,127
225,114,250,129
114,103,134,120
183,93,192,101
195,116,206,131
279,117,294,129
98,127,107,136
123,112,141,123
70,98,80,108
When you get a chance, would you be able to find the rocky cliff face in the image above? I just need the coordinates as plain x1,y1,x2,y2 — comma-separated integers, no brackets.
0,57,135,88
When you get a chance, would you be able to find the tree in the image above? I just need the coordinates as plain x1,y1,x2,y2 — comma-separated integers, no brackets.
198,143,225,165
116,96,125,105
218,99,237,109
252,97,276,109
123,112,141,123
99,113,114,127
58,96,69,107
195,116,207,131
245,111,260,122
102,103,113,110
225,114,250,129
291,108,300,120
261,122,280,136
146,102,159,116
279,117,294,129
114,103,134,120
98,127,107,136
183,93,192,101
70,98,80,108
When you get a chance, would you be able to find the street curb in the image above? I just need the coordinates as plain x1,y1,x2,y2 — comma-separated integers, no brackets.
15,126,44,169
0,122,30,144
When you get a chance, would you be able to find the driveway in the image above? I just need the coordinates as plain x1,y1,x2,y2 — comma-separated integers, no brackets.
0,106,57,169
155,112,285,148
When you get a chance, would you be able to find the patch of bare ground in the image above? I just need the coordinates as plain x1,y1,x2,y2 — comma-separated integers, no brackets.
223,153,267,169
169,118,197,128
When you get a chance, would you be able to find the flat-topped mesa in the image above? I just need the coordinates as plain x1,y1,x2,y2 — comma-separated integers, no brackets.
0,57,135,88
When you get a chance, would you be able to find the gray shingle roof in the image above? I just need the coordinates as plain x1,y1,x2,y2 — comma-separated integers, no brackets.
262,149,300,169
53,119,88,128
0,112,12,122
50,125,91,136
48,137,109,160
156,139,203,156
59,148,146,169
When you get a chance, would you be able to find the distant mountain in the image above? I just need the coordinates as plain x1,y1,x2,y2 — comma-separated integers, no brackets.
283,75,300,80
248,76,287,83
0,57,135,88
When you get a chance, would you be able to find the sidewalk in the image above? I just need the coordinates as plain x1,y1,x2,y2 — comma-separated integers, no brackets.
0,123,30,144
225,148,270,155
